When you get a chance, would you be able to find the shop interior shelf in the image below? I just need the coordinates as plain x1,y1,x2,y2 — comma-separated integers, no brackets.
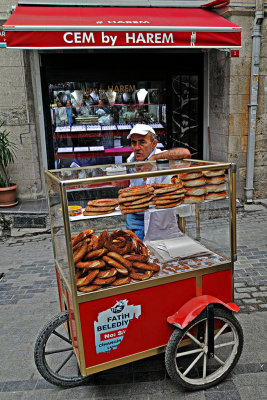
53,129,165,139
55,147,132,159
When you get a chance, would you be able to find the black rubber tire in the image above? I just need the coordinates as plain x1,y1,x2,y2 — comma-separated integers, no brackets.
165,307,243,391
34,311,90,388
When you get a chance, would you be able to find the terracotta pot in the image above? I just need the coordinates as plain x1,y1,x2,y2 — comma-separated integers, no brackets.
0,183,18,207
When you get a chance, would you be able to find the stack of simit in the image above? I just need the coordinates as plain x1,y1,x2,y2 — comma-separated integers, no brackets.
118,184,154,214
152,181,186,209
83,198,118,216
203,169,227,200
178,171,206,203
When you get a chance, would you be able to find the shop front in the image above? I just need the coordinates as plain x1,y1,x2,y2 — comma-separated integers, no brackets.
3,1,242,173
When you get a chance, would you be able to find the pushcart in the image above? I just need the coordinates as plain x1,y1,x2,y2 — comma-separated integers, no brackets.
34,159,243,391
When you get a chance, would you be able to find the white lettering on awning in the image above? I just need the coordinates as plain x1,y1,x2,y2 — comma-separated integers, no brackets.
63,32,95,44
126,32,173,44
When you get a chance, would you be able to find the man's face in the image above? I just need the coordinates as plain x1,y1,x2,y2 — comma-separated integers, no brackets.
130,133,158,161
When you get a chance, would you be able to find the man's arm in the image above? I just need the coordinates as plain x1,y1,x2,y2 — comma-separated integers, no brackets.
148,147,191,161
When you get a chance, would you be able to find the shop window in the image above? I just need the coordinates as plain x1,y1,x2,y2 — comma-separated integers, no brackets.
49,81,168,169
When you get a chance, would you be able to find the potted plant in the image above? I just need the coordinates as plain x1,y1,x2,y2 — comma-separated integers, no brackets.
0,121,18,207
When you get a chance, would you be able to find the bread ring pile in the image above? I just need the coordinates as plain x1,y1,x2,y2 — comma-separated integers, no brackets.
203,169,227,200
72,228,160,293
118,185,154,214
83,198,118,216
152,183,186,209
176,171,206,204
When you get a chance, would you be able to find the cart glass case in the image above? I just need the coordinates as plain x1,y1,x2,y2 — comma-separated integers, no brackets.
45,159,237,376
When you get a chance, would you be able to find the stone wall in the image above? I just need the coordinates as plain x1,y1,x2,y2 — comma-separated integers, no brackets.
1,0,45,200
0,46,45,199
209,49,230,164
228,4,267,200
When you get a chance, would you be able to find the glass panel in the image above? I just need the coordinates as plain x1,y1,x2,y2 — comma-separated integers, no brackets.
45,176,71,287
49,81,167,169
172,75,200,158
46,160,232,297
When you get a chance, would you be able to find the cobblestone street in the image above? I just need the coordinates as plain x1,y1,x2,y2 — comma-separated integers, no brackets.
0,207,266,399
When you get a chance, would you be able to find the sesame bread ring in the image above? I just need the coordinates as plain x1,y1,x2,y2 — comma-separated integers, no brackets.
154,191,186,200
90,235,99,250
83,210,114,216
133,262,160,272
87,198,118,207
121,195,154,206
97,267,117,278
123,254,149,263
85,205,116,212
206,176,226,185
92,230,109,250
118,193,149,203
183,195,204,204
119,185,154,197
107,252,132,270
84,248,108,260
110,276,131,286
155,201,183,209
154,184,184,195
171,175,182,184
76,259,106,269
72,240,85,253
72,232,86,247
182,177,206,187
78,284,101,293
153,198,183,205
124,230,140,241
120,207,148,214
83,229,95,237
205,191,227,200
185,186,207,196
76,269,99,288
179,172,203,180
203,169,225,177
120,202,151,210
73,241,88,264
102,256,129,275
206,183,227,193
130,270,153,281
105,230,133,255
93,276,117,286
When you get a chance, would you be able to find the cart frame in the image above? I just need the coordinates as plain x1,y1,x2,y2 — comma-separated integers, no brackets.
42,159,238,382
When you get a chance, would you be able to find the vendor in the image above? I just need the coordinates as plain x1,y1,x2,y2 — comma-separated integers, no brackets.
126,124,191,241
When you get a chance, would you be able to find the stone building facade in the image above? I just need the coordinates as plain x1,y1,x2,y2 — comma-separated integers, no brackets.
0,0,266,201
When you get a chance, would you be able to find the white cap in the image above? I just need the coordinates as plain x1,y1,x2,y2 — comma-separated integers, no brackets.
127,124,155,140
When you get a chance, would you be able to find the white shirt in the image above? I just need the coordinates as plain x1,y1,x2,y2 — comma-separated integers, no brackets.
127,148,180,241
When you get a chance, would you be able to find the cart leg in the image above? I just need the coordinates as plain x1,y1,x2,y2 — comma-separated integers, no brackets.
195,204,200,238
178,216,186,233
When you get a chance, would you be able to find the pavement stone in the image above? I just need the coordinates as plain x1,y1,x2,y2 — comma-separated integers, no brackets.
0,209,266,399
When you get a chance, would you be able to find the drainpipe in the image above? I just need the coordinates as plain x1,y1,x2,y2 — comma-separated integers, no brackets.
245,0,264,202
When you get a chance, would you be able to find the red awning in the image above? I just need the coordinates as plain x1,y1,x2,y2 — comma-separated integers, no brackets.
3,6,241,49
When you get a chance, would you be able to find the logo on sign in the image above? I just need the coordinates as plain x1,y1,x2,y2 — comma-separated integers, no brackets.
94,299,141,354
111,300,125,314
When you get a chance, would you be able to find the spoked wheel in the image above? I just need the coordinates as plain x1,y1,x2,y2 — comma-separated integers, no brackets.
34,311,90,387
165,307,243,391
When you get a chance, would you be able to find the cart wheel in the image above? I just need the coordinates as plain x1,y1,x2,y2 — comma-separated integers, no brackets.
165,307,243,391
34,311,90,388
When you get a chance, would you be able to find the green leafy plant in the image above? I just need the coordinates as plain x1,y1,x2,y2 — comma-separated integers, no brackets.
0,121,17,188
